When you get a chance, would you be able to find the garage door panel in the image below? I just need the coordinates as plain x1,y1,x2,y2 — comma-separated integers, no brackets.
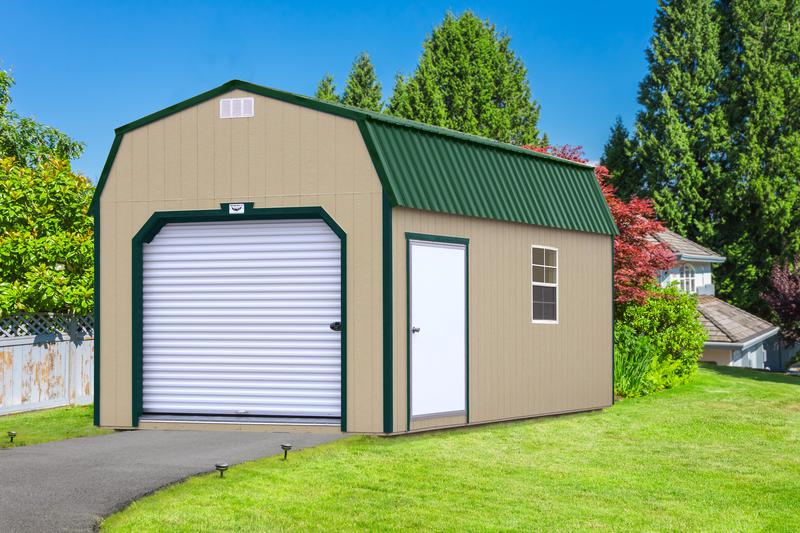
142,218,342,418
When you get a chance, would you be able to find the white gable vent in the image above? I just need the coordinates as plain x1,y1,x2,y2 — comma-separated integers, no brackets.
219,97,254,119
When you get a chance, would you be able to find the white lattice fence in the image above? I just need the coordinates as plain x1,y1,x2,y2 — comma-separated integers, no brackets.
0,313,93,339
0,314,94,415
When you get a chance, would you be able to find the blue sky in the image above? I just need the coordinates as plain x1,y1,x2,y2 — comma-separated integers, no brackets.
2,1,656,181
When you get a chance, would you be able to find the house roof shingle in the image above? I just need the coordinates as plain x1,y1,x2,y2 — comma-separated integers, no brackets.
697,296,777,346
650,230,726,262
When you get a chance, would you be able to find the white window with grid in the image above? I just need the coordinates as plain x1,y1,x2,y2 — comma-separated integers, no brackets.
679,263,696,293
531,246,558,324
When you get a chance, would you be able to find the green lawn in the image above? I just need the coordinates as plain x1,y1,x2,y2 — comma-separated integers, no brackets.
103,366,800,532
0,404,110,448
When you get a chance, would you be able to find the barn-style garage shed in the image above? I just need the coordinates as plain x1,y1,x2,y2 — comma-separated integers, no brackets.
91,80,617,434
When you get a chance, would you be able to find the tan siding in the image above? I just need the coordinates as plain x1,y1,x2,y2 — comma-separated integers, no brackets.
98,89,384,432
702,348,732,366
392,208,613,432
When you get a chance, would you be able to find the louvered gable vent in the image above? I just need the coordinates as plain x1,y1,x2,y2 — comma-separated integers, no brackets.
219,97,254,119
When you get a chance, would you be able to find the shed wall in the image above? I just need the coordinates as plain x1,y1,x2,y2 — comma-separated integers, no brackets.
98,90,384,432
702,348,733,366
392,208,613,432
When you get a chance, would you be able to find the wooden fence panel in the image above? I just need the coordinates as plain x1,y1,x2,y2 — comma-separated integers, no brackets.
0,314,93,415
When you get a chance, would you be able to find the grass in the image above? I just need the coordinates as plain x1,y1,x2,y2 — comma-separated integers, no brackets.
0,404,110,448
103,366,800,532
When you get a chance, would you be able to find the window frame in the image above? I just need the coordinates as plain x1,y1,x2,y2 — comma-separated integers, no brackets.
679,263,696,294
531,245,559,325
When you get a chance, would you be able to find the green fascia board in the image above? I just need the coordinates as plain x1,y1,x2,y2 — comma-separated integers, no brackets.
90,80,618,237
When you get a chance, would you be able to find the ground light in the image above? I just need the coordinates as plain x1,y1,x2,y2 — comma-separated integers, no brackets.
7,431,16,444
215,463,228,478
281,443,292,460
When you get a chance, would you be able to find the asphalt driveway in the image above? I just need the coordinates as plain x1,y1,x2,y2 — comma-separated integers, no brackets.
0,429,342,532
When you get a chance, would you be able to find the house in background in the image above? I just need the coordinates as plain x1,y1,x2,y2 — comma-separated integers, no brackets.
652,230,796,370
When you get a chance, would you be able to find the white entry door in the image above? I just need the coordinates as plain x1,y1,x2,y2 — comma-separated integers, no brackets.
409,239,467,418
141,218,342,419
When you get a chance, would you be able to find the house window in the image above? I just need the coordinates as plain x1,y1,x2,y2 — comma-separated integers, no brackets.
532,246,558,323
679,264,696,293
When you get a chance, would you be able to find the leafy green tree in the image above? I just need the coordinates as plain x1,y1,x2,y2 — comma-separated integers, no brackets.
633,0,728,245
388,11,544,146
601,117,642,201
314,73,340,103
0,157,94,316
714,0,800,314
0,70,84,167
342,52,382,111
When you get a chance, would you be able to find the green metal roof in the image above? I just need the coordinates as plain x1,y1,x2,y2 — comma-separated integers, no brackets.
91,80,617,235
361,121,617,235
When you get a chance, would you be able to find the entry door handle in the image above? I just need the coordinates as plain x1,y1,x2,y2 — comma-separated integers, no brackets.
411,326,421,334
329,321,342,332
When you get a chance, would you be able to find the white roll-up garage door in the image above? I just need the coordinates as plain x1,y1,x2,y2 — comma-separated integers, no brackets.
142,218,342,419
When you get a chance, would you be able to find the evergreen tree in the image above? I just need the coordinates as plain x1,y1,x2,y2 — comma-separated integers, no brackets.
633,0,728,244
341,52,382,112
601,117,641,201
314,74,340,103
388,11,544,146
714,0,800,313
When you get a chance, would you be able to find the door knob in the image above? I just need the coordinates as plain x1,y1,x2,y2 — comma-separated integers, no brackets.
411,326,420,334
329,321,342,331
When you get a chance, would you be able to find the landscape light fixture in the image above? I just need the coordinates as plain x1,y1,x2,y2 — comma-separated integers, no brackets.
281,443,292,460
7,431,16,444
215,463,228,478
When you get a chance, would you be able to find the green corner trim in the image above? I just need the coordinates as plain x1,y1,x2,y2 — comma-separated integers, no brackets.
611,236,616,406
130,206,347,430
92,202,100,426
382,192,394,433
404,232,471,431
88,133,122,212
359,120,399,207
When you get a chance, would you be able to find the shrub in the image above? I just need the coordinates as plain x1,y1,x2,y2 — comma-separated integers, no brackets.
0,157,94,317
618,284,707,392
614,323,658,397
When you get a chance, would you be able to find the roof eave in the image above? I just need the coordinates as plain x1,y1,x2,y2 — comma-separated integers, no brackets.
679,253,726,264
704,327,780,351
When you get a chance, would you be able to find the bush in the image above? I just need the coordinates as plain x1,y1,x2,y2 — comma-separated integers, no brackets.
616,284,707,394
0,157,94,316
614,323,658,397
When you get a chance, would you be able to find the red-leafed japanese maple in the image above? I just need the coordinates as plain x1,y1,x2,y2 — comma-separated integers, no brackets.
524,144,674,304
762,257,800,345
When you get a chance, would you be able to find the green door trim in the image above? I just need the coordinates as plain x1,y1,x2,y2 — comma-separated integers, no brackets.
404,232,470,432
130,204,348,430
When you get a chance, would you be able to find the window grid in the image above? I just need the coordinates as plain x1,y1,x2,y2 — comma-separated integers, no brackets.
531,246,558,324
679,263,696,293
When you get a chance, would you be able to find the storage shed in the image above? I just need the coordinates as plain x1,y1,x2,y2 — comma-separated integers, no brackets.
91,80,617,434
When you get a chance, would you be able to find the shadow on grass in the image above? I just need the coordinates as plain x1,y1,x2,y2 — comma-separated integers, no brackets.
700,362,800,386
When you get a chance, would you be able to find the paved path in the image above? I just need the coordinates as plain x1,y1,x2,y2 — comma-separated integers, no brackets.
0,429,342,532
